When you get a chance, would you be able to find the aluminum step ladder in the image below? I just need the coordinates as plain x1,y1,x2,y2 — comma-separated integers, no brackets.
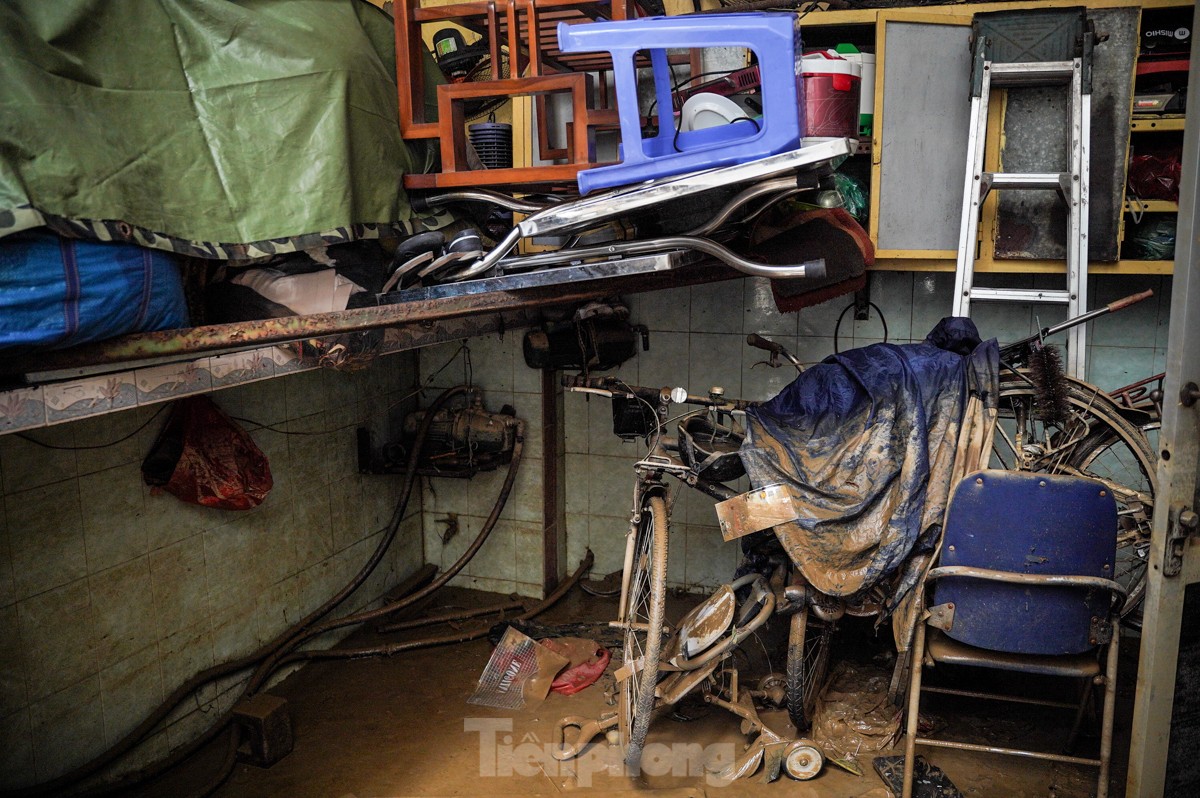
953,8,1099,378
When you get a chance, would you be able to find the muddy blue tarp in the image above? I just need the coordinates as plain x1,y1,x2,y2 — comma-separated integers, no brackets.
0,0,439,259
739,318,999,609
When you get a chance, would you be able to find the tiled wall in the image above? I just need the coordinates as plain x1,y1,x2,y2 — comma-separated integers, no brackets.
418,337,548,598
0,356,424,789
430,271,1172,595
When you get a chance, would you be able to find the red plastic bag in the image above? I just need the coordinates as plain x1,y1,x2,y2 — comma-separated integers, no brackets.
539,638,611,696
142,396,273,510
1127,150,1182,202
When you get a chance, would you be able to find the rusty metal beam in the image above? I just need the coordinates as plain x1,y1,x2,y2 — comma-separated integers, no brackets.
2,260,739,382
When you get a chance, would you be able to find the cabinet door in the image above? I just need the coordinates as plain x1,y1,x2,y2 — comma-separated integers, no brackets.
871,12,973,258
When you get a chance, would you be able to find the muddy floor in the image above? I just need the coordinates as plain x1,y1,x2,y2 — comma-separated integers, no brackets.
142,584,1139,798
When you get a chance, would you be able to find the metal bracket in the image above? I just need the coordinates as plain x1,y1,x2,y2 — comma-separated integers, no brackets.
1164,503,1200,578
853,279,871,321
1090,615,1113,646
927,602,956,632
1180,381,1199,408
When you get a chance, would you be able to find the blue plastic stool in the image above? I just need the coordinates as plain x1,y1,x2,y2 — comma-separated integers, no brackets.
557,13,805,195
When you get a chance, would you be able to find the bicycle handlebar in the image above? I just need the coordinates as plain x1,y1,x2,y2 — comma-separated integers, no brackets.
560,374,754,411
746,333,784,355
746,333,803,370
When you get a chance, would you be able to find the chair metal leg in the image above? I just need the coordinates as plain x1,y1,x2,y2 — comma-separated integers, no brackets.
1065,676,1092,755
902,621,927,798
1097,621,1120,798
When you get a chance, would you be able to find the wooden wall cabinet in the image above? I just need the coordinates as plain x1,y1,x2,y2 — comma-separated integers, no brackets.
802,0,1189,277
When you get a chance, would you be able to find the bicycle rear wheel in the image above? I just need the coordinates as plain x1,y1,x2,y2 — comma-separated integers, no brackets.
618,494,668,770
991,371,1155,615
785,602,833,732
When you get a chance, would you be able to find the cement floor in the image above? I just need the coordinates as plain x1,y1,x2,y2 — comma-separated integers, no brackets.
144,584,1138,798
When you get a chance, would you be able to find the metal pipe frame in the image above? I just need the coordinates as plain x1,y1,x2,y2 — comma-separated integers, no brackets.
483,235,827,280
922,685,1081,711
926,565,1127,602
916,737,1101,767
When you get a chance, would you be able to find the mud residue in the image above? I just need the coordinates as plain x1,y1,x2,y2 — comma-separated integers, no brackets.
811,661,902,764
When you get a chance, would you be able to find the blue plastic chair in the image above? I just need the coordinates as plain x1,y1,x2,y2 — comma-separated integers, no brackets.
902,470,1125,798
557,13,805,195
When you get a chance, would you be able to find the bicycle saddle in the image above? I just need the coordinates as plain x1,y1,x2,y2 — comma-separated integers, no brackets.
678,411,746,482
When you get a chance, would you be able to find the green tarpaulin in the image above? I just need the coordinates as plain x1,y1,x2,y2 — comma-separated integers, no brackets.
0,0,439,259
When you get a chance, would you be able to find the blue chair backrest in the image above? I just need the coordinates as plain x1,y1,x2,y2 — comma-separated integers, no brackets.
933,470,1117,655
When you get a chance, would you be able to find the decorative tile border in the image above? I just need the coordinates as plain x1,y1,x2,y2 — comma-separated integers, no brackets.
0,386,47,433
2,334,415,437
44,374,137,424
134,361,213,404
269,345,307,375
209,350,274,389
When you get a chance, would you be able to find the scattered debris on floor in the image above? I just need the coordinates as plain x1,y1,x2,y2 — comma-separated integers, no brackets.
468,627,570,709
541,637,611,695
874,753,964,798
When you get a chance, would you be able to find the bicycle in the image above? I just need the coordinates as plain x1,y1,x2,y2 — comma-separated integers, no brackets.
560,373,789,770
557,335,895,775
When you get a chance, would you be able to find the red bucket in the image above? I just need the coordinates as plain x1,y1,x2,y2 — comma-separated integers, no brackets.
802,52,862,138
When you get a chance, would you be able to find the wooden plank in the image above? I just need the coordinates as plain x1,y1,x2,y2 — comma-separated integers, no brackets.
715,484,800,542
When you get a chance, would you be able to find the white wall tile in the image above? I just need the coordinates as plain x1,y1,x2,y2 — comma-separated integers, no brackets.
0,707,35,789
80,464,147,573
631,285,691,332
29,675,105,781
743,278,797,336
0,603,27,713
508,456,544,524
690,281,743,334
688,333,744,399
638,330,690,388
99,643,164,747
472,519,517,582
70,406,161,476
853,271,913,341
513,523,544,589
91,556,158,668
0,430,77,495
150,537,209,640
587,516,627,577
587,455,633,520
8,483,86,601
0,503,14,609
563,388,590,454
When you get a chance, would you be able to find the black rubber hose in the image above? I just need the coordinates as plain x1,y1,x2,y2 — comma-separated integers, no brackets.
4,386,468,798
279,549,595,664
243,418,525,693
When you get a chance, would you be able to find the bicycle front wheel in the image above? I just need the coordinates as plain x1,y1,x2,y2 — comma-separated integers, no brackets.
785,602,833,732
618,494,668,770
992,371,1155,615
